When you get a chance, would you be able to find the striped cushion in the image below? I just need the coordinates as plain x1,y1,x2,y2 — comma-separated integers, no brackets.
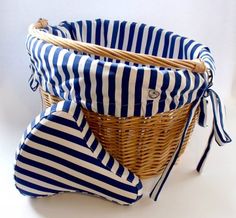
27,19,215,118
14,101,143,205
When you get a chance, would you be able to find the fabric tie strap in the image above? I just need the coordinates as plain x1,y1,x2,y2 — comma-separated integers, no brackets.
196,89,232,172
150,88,232,201
28,64,39,92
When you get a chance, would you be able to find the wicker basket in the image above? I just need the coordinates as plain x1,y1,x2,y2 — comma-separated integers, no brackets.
40,88,199,178
30,19,206,179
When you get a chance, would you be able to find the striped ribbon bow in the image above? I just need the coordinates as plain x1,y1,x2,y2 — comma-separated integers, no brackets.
150,87,232,201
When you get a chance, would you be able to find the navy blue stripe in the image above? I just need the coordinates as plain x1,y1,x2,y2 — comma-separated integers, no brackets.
77,21,84,42
110,21,119,49
169,35,178,58
15,176,59,194
86,20,92,43
96,62,104,114
152,29,163,56
15,165,77,191
134,69,144,116
17,155,136,203
116,165,125,177
184,39,194,59
103,20,109,48
24,133,103,166
108,64,117,114
44,45,54,94
178,71,191,107
83,59,92,110
97,148,106,160
90,139,99,151
121,66,131,116
158,72,170,113
19,146,134,192
169,72,181,109
118,21,126,50
187,74,200,104
16,186,48,197
127,172,135,183
145,68,158,116
144,26,154,54
32,121,86,147
178,37,187,59
36,41,49,92
106,156,115,169
162,31,172,58
43,113,78,130
95,19,101,59
190,43,202,59
72,56,81,101
61,99,71,113
135,24,145,53
126,22,136,51
61,52,72,99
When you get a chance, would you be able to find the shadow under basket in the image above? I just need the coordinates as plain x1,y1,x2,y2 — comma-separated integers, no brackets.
40,89,199,179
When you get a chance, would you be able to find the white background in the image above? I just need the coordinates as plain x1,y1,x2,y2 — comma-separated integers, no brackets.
0,1,235,217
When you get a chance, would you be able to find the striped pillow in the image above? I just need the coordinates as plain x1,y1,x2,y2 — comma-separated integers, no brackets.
14,101,143,205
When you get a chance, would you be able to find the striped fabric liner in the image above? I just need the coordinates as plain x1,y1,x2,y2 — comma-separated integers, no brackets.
26,19,215,118
14,101,143,205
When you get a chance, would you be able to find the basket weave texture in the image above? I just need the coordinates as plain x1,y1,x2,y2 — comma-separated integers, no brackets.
40,89,199,178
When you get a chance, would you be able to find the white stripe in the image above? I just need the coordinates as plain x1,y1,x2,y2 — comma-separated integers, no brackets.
127,66,137,116
24,138,132,187
102,62,112,114
15,171,71,192
172,36,181,58
130,23,139,53
157,30,166,56
16,182,54,195
46,46,58,95
16,161,127,204
141,68,151,115
56,49,69,99
164,72,175,111
152,70,163,114
174,71,186,106
115,64,125,116
89,60,99,112
122,21,130,52
20,150,137,198
39,117,83,138
140,25,149,54
149,27,158,55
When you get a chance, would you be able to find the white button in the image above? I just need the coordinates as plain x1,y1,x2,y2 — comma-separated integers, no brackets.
148,90,160,99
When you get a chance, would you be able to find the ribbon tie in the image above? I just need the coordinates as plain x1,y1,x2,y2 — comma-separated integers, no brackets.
150,87,232,201
28,64,39,92
197,89,232,172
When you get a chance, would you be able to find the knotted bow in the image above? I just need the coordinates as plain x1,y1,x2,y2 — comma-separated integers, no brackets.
150,79,232,201
28,64,39,92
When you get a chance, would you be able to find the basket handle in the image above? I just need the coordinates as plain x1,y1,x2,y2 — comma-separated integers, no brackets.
29,19,206,73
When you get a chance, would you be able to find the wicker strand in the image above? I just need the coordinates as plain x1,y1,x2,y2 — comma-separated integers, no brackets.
29,18,206,73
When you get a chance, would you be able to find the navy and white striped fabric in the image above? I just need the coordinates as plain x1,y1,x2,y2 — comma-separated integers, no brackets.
27,19,215,118
25,19,231,202
14,101,143,205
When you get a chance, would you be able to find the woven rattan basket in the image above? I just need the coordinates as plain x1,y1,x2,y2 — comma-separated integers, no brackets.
30,19,206,179
40,89,199,179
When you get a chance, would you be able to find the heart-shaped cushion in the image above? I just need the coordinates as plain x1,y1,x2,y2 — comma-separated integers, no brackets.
14,101,143,205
